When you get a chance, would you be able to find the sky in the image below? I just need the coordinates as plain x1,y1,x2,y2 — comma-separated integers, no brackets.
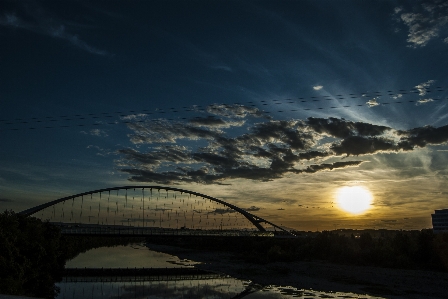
1,0,448,231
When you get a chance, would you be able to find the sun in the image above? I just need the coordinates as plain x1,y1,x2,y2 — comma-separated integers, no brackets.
336,186,373,214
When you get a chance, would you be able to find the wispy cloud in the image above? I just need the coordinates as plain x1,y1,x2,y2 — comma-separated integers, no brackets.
87,145,113,156
81,129,108,137
48,24,110,56
0,6,111,56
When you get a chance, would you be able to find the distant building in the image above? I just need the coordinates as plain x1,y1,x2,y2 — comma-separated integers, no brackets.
432,209,448,233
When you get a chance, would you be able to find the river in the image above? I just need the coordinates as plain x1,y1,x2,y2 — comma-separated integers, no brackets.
57,243,387,299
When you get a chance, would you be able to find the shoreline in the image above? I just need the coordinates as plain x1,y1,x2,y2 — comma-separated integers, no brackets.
146,243,448,299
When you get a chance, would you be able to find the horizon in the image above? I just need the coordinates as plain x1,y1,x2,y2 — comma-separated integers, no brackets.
1,0,448,232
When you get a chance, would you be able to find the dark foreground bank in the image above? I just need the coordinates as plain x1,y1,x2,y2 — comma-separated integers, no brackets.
0,211,141,298
146,231,448,272
146,242,448,299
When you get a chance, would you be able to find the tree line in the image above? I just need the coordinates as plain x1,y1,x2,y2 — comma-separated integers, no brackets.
149,230,448,271
0,210,139,298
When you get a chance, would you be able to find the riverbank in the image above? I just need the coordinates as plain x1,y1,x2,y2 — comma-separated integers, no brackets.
146,243,448,299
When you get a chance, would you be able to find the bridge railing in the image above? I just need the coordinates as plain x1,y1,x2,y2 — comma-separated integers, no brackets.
59,225,275,237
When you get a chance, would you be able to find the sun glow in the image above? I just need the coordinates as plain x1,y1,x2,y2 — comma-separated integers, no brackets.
336,186,373,214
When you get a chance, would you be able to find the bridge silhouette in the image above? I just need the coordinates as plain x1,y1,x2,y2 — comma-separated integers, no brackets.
20,186,294,237
60,268,262,299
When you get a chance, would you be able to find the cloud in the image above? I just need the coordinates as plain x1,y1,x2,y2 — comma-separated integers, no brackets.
251,120,316,150
397,124,448,150
49,24,110,56
366,98,380,108
394,2,448,47
331,136,396,156
120,117,318,183
245,206,261,211
208,208,236,214
86,145,113,156
0,198,12,202
298,151,329,160
306,117,390,138
81,129,108,137
417,98,434,104
0,6,110,56
188,116,245,128
121,168,194,185
313,85,323,90
120,113,148,121
206,104,267,118
415,79,435,96
125,119,222,144
116,113,448,184
117,146,192,170
300,161,364,173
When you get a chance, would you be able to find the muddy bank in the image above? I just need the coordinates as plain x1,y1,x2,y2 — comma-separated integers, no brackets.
146,243,448,299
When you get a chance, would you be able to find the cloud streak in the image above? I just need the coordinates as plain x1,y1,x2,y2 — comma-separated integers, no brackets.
0,7,110,56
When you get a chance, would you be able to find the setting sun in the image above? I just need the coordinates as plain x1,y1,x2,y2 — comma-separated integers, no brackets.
336,186,373,214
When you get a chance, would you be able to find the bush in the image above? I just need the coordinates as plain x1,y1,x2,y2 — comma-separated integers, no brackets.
0,210,64,298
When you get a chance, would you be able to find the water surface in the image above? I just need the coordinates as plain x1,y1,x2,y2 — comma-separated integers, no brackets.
65,243,198,268
58,244,387,299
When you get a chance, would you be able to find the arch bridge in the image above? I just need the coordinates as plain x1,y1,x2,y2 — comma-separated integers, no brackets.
20,186,294,237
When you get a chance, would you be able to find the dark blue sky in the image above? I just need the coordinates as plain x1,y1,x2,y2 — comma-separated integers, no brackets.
1,0,448,230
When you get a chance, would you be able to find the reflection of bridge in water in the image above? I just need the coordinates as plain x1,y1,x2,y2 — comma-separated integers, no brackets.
20,186,295,237
63,267,227,283
59,267,262,299
20,186,291,298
